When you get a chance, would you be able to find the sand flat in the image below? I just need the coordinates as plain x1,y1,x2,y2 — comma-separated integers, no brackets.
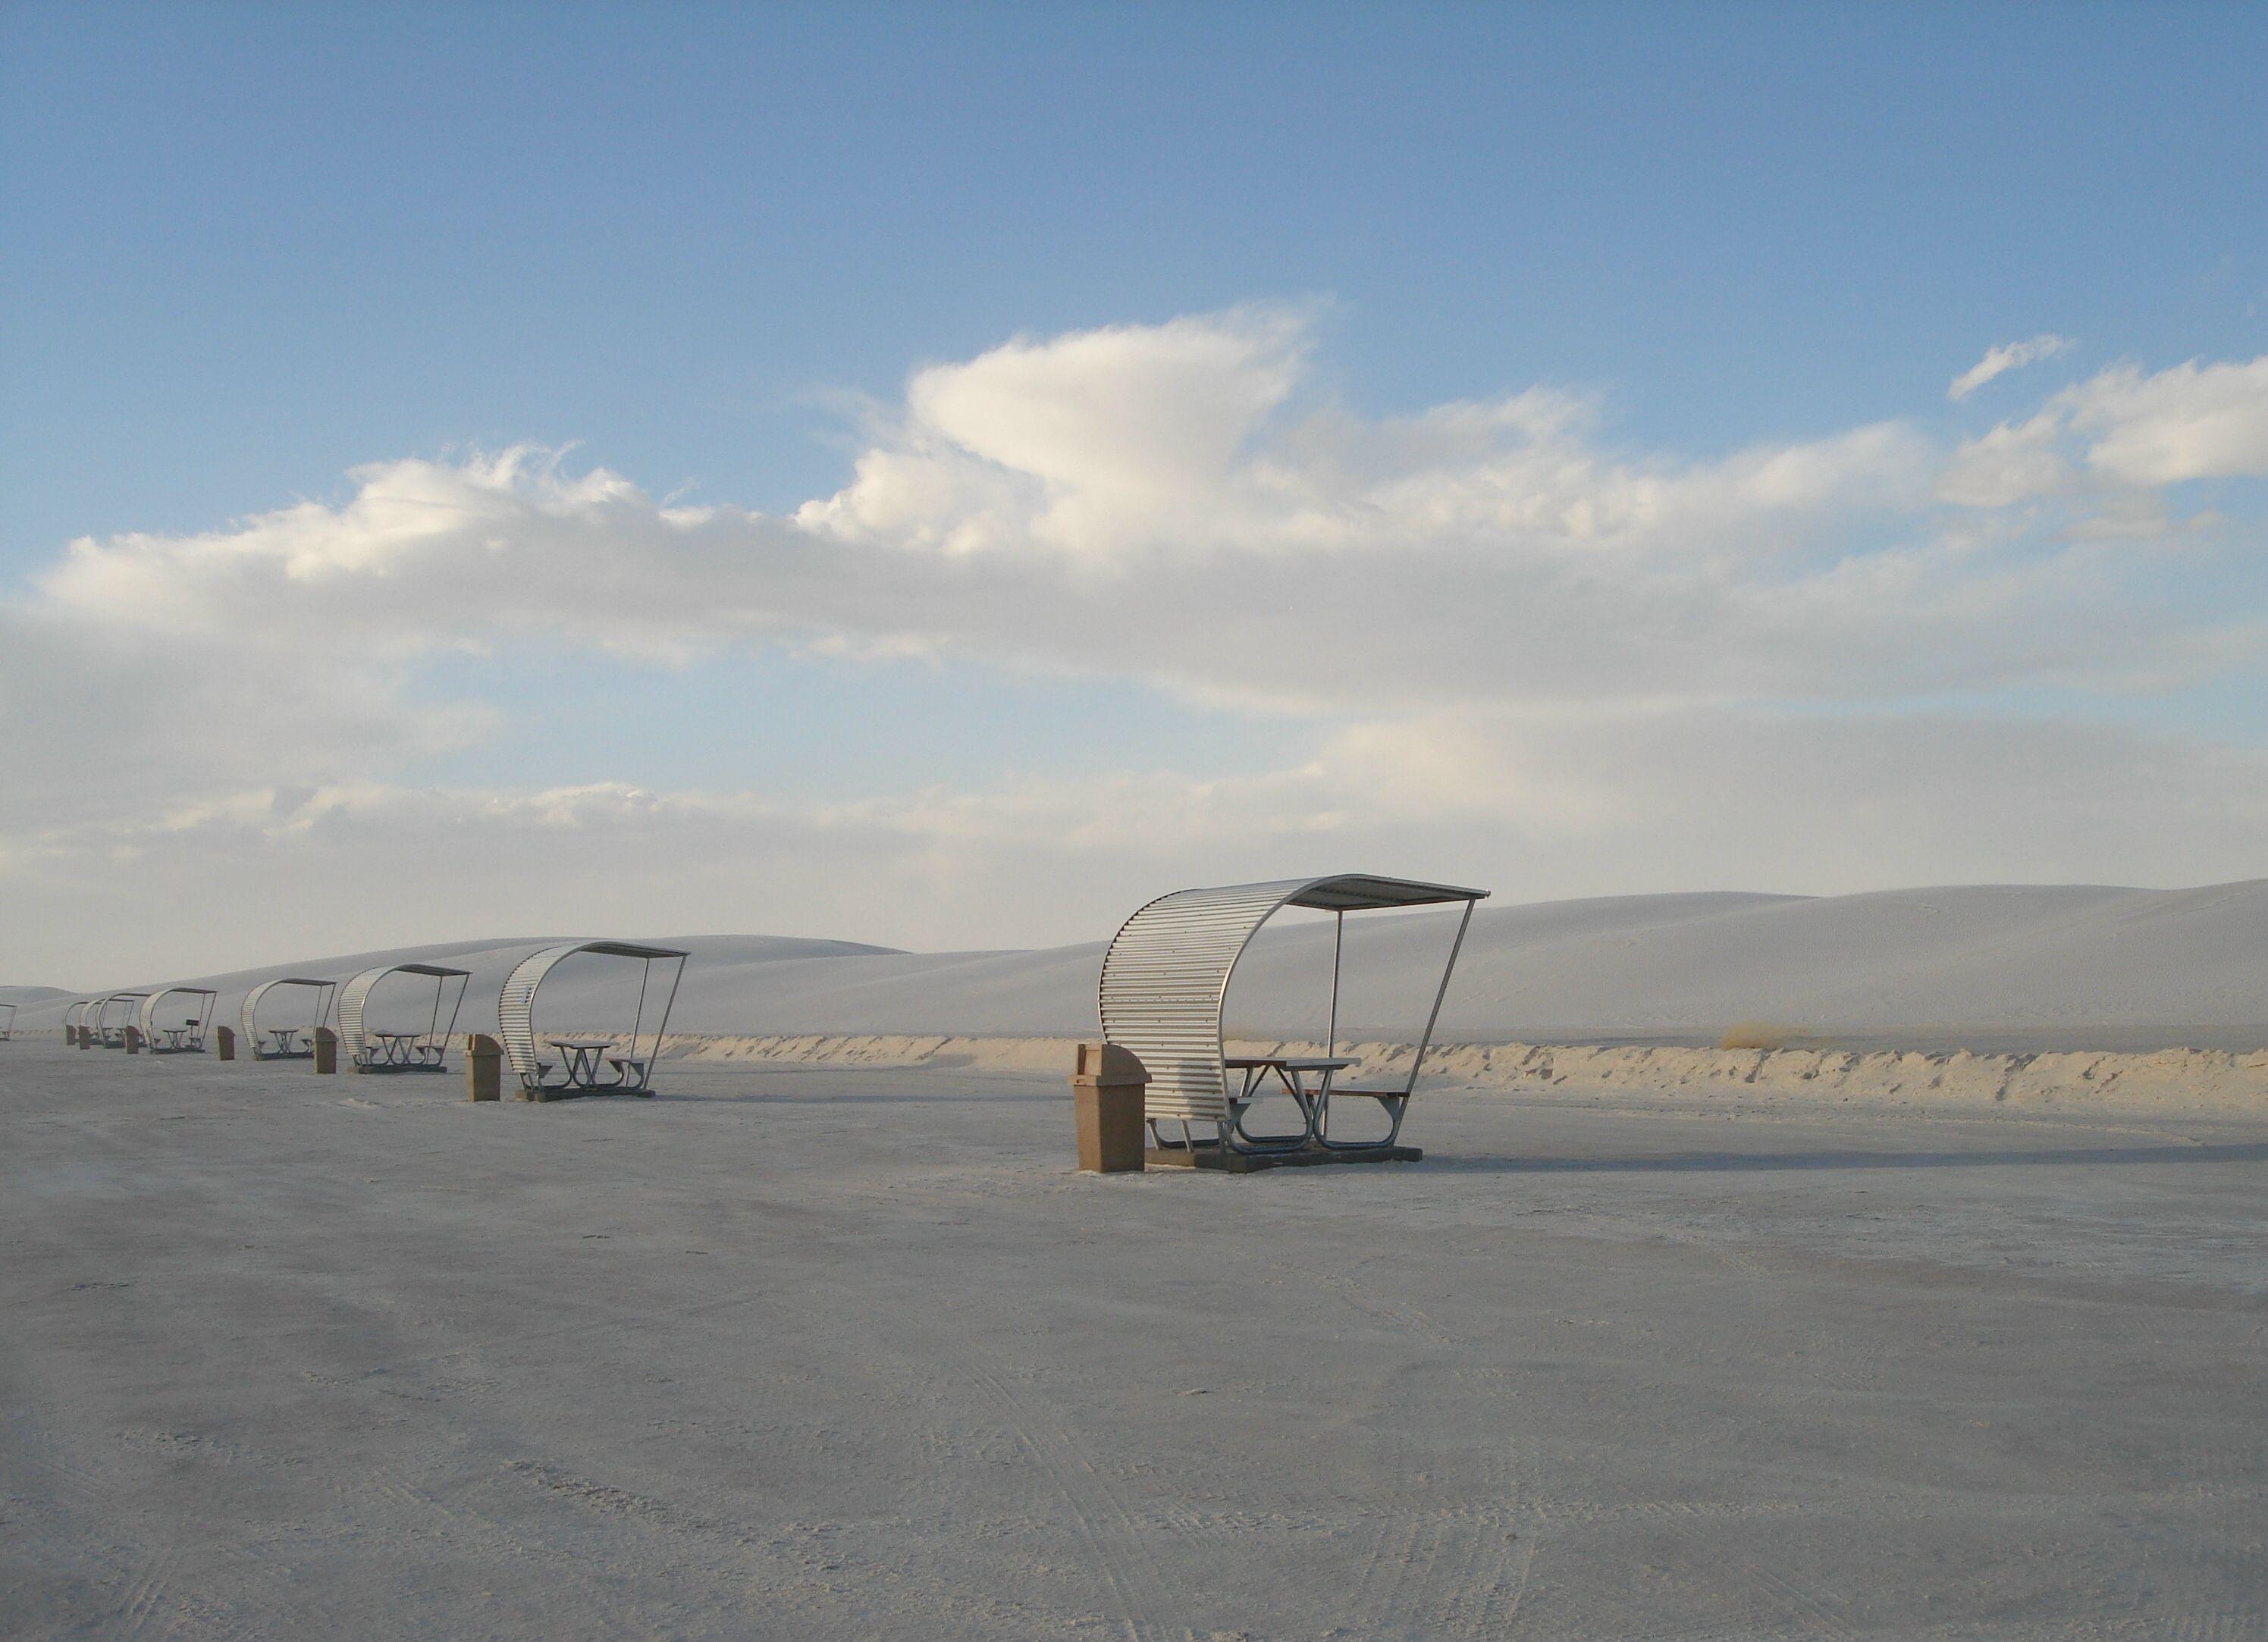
5,1039,2266,1638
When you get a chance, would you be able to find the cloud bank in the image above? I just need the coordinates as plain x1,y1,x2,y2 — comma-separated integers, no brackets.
7,309,2265,979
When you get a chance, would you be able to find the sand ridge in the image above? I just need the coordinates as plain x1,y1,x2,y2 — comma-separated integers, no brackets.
14,880,2268,1048
658,1032,2268,1117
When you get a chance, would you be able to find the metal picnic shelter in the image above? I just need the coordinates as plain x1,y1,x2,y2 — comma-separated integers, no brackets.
497,941,688,1098
137,987,218,1053
1099,874,1488,1158
337,962,469,1072
240,977,339,1059
95,992,149,1048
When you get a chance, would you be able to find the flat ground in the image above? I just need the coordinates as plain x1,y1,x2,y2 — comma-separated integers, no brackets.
5,1039,2264,1640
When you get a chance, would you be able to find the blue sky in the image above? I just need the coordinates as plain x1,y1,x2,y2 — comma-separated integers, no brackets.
8,2,2259,548
2,2,2263,981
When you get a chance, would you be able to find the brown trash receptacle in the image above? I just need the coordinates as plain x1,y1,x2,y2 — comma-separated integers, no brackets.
74,1026,89,1049
1070,1041,1149,1174
466,1034,502,1101
215,1026,236,1062
124,1026,143,1054
312,1026,337,1075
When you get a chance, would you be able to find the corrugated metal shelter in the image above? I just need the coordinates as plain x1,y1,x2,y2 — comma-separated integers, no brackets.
1099,874,1488,1154
337,963,469,1073
497,941,688,1098
240,978,338,1060
138,987,218,1053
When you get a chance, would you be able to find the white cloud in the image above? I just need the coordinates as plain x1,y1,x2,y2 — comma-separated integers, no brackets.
2060,356,2268,486
1937,352,2268,511
17,314,2191,742
1948,334,2074,401
1935,412,2073,509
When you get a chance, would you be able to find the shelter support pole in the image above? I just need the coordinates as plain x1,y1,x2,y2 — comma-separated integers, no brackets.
1071,1042,1149,1174
1328,909,1344,1060
312,1026,337,1075
1404,899,1476,1096
466,1034,502,1101
215,1026,235,1061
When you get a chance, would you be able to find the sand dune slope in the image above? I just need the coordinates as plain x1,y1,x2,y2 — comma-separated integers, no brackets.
11,880,2265,1051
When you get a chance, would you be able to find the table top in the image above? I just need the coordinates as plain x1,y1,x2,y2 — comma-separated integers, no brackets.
548,1038,616,1050
371,1029,422,1040
1225,1055,1355,1072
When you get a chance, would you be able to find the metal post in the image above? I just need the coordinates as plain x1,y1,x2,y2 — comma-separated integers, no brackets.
647,954,685,1078
1405,898,1476,1096
1326,908,1344,1060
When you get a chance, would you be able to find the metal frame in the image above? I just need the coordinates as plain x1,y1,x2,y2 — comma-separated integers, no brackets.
0,1002,14,1040
240,977,339,1060
497,941,689,1098
95,992,149,1048
337,963,470,1073
64,1000,91,1041
1099,874,1488,1156
137,987,218,1054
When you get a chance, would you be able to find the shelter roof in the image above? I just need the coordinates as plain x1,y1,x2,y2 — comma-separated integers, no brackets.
1278,874,1490,912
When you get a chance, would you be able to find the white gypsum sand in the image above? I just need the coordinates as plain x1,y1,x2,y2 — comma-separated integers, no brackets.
5,1039,2265,1637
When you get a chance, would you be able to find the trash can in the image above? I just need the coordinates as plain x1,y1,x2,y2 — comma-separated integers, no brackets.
1070,1042,1149,1173
466,1034,502,1101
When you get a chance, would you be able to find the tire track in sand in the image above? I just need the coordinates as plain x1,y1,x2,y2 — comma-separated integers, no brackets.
1290,1258,1551,1640
946,1349,1188,1642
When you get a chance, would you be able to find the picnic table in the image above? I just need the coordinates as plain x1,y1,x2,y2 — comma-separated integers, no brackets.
160,1026,190,1051
547,1039,618,1088
369,1029,425,1067
1222,1054,1354,1149
268,1027,304,1055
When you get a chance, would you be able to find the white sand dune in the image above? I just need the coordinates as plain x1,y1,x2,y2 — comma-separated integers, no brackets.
14,879,2266,1052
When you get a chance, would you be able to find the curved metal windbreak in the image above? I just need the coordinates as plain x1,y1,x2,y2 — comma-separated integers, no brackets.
96,992,149,1048
337,964,469,1071
497,941,689,1094
1099,879,1315,1126
1099,874,1489,1137
137,987,218,1053
65,1001,89,1030
241,978,338,1059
